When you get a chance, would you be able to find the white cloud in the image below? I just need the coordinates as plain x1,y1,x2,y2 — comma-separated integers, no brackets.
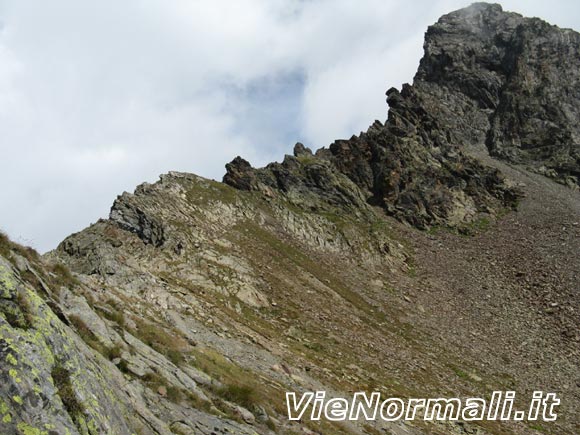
0,0,578,251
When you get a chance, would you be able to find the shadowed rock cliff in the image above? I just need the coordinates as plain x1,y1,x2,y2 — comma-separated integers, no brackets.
416,2,580,185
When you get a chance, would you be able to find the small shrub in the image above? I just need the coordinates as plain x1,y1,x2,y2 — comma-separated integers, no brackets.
99,306,125,327
304,341,324,352
135,322,166,346
105,344,131,375
215,384,257,409
109,309,125,326
166,386,183,404
142,371,183,404
133,320,185,367
184,390,211,412
19,269,46,296
165,348,185,366
0,231,11,257
51,365,85,417
0,231,39,263
1,290,34,330
50,263,80,289
2,302,29,330
69,315,93,340
82,291,96,306
106,344,123,360
142,371,164,387
211,397,235,419
117,358,130,374
69,314,107,355
15,245,40,263
265,418,277,431
16,290,34,327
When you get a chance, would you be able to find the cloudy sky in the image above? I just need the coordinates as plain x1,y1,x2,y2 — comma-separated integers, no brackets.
0,0,579,252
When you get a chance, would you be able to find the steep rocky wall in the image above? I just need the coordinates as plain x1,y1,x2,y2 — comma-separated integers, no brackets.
0,239,268,435
416,2,580,185
0,254,134,435
225,2,580,229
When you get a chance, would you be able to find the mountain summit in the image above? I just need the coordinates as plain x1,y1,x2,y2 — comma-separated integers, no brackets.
417,3,580,184
1,4,579,435
224,2,579,231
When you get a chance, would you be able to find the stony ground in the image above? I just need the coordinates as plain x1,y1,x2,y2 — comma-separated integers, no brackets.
392,146,580,434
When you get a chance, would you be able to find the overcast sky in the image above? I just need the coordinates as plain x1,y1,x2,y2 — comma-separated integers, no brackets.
0,0,579,252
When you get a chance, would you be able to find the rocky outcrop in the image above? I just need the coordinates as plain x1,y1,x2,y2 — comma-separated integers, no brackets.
323,86,520,228
225,150,371,214
225,2,580,227
224,9,546,230
223,157,260,192
0,254,135,435
416,2,580,186
0,238,269,435
110,191,166,247
224,120,520,230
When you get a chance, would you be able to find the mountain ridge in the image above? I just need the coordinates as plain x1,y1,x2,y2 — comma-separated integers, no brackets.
1,3,579,435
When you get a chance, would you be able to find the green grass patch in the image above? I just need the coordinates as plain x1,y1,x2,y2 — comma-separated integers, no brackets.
528,423,547,433
449,364,469,380
49,263,80,289
142,371,209,410
0,231,11,258
96,299,126,327
1,290,34,330
0,231,40,262
68,314,121,362
214,384,257,409
131,319,186,366
184,179,239,207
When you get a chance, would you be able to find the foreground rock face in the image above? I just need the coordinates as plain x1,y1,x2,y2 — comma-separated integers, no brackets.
0,253,133,435
0,237,264,435
2,3,580,435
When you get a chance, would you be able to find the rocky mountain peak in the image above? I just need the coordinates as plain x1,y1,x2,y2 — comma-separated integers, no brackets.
2,4,580,435
224,1,579,230
416,2,580,185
